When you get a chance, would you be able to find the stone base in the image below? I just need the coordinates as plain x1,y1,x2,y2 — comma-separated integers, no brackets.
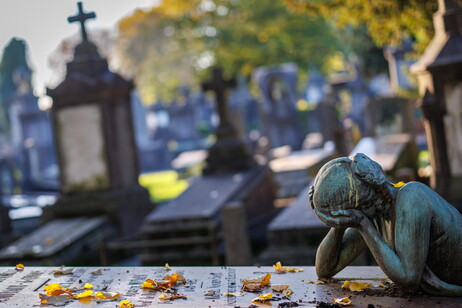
43,185,154,236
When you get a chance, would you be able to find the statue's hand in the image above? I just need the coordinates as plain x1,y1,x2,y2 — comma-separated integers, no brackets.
315,208,366,229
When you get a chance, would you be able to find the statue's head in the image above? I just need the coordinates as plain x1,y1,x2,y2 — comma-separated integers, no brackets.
310,153,389,214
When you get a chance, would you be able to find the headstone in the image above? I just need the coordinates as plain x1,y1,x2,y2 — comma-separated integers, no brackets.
347,65,370,133
202,67,255,174
228,76,260,142
0,266,458,307
168,86,201,153
254,63,304,150
42,2,153,237
191,91,217,144
384,39,417,91
138,67,276,265
411,0,462,204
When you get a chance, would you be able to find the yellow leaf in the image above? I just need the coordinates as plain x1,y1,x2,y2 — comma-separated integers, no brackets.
15,264,24,271
287,267,304,272
393,181,406,188
52,268,74,275
341,280,372,291
76,290,93,299
95,291,121,300
252,292,273,302
44,283,64,296
283,289,293,296
164,263,171,270
333,297,353,306
141,279,156,290
306,280,325,284
118,299,135,308
83,283,93,289
222,292,243,296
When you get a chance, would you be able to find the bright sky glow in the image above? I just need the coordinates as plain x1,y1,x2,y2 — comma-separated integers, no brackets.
0,0,155,97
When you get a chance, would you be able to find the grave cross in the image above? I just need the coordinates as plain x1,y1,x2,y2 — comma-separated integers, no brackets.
68,2,96,42
202,67,236,127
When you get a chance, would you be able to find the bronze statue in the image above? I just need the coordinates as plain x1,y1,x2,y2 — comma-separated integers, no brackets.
310,153,462,296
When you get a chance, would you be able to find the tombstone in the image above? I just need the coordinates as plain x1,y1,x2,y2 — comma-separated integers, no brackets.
191,91,217,145
0,2,153,266
384,39,417,92
411,0,462,207
138,67,276,266
7,67,57,191
0,266,459,307
347,65,370,133
131,92,171,172
168,86,201,153
228,76,260,142
303,68,326,135
254,63,304,151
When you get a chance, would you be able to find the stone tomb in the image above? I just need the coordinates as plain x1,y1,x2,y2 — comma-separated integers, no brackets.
0,266,458,307
0,217,113,266
140,166,276,266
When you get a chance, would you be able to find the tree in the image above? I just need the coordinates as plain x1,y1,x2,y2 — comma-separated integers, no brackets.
116,0,342,103
284,0,438,54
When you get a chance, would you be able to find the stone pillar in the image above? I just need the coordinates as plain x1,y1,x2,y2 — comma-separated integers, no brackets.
411,0,462,203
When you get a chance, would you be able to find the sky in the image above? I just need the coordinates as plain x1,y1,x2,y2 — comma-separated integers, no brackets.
0,0,156,98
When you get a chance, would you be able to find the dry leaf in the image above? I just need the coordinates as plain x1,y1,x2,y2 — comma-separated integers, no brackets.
117,299,135,308
252,292,273,303
333,297,353,306
159,293,187,300
52,268,74,275
306,280,325,284
91,269,102,275
75,290,93,299
44,283,65,296
15,264,24,271
141,279,157,290
83,283,93,289
222,292,243,297
272,284,289,292
242,273,271,292
163,272,186,284
164,263,171,271
39,294,72,306
273,261,303,273
94,291,121,302
341,280,372,291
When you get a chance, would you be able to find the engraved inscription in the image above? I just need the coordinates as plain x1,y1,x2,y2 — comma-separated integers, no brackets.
227,268,236,305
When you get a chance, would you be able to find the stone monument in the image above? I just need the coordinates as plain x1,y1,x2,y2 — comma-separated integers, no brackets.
41,2,152,240
411,0,462,206
311,153,462,296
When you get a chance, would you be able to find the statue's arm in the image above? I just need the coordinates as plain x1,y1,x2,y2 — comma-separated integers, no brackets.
315,227,366,278
358,189,430,291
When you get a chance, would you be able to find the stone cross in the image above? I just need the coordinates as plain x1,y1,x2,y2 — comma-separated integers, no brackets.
68,2,96,42
202,67,236,127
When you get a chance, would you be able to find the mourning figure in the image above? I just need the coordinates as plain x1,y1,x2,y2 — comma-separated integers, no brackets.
310,153,462,296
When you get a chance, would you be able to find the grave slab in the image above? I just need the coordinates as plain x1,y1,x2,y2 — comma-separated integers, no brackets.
0,266,458,307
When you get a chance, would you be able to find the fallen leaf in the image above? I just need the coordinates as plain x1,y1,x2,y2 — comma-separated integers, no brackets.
52,268,74,275
164,263,171,271
44,283,65,296
341,280,372,291
15,264,24,271
117,299,135,308
159,293,187,300
333,297,353,306
39,294,72,306
242,273,271,292
204,290,215,296
163,272,186,284
222,292,243,297
141,279,157,290
91,269,102,275
75,290,93,299
83,283,93,289
287,267,304,272
306,280,325,284
272,284,289,292
252,292,273,303
94,291,121,302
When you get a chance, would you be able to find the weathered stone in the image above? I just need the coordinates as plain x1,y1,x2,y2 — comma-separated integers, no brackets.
0,266,458,307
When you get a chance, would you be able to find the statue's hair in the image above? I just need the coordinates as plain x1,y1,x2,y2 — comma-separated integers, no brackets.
310,154,391,214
